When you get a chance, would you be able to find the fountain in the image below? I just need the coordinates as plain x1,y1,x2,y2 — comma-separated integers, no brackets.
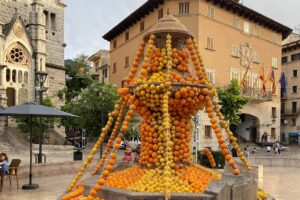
61,14,264,200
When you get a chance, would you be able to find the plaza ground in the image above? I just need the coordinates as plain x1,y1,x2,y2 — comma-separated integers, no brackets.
0,167,299,200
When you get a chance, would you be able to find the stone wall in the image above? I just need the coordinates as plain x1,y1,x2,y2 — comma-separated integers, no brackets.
46,66,65,108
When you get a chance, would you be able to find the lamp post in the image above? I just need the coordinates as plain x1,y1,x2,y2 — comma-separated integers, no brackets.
36,71,48,163
192,114,200,163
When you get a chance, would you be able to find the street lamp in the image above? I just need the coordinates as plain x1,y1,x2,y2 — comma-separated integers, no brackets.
36,71,48,163
192,113,200,163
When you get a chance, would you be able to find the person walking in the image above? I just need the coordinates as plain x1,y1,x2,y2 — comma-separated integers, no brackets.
243,147,249,158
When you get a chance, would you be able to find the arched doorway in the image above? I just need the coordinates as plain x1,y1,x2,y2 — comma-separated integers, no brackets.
6,87,15,107
235,114,260,143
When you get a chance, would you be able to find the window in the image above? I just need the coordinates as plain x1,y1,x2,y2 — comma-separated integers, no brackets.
254,25,260,36
281,102,285,113
9,47,25,63
292,102,297,113
102,68,108,78
233,17,239,28
272,107,276,118
231,71,240,82
252,73,259,89
272,57,278,69
204,125,211,138
207,6,214,19
293,70,298,77
232,44,239,57
140,21,145,32
272,34,279,44
158,8,163,19
6,69,10,82
125,56,129,68
282,56,288,64
43,10,49,29
271,128,276,139
206,69,215,84
206,37,214,50
292,119,296,126
24,71,28,84
18,70,22,83
113,40,117,49
50,13,56,30
121,80,126,87
179,2,189,14
243,22,250,34
253,51,260,63
12,70,16,83
125,31,129,41
291,53,300,62
281,119,285,126
293,86,298,93
113,62,117,73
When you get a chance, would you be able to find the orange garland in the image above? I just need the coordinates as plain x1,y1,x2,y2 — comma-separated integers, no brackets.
203,148,216,168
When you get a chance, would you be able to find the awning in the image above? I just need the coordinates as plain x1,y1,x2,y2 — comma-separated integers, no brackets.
289,132,300,137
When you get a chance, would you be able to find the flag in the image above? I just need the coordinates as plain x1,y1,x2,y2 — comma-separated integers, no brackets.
280,72,287,94
269,69,276,94
259,67,266,91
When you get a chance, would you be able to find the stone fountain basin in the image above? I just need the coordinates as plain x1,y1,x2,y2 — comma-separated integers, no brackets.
84,172,258,200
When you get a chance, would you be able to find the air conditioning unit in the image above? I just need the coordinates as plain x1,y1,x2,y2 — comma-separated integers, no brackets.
284,120,289,124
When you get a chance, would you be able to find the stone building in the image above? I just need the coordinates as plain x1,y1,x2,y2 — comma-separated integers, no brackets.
281,34,300,145
102,0,292,149
87,50,109,83
0,0,66,108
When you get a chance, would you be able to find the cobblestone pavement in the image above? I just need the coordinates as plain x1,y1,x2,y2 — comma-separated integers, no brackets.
262,167,300,200
0,167,299,200
0,174,74,200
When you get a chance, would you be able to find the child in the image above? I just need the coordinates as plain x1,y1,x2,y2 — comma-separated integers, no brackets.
0,153,9,174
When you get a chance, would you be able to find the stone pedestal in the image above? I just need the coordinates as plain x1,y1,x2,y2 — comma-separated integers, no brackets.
84,170,258,200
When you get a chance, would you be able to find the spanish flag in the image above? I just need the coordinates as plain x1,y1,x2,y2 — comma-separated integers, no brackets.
259,67,266,91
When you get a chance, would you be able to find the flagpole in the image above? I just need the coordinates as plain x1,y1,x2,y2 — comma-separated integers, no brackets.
240,59,253,91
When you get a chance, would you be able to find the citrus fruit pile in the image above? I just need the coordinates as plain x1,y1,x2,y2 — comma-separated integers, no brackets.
62,31,252,200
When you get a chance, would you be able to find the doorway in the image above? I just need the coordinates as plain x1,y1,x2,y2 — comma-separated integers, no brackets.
6,87,15,107
250,127,257,142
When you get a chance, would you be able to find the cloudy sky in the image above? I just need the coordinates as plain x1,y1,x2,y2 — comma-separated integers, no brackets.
64,0,300,60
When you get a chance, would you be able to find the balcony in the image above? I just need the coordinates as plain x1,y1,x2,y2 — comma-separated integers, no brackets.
241,87,272,101
281,108,300,116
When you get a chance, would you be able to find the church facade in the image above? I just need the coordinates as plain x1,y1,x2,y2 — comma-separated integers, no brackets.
0,0,66,108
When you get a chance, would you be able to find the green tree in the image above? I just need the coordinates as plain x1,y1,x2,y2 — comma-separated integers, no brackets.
16,97,57,143
61,82,119,138
59,54,93,102
217,79,251,126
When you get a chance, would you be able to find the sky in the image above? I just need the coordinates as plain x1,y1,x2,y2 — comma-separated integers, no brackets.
64,0,300,60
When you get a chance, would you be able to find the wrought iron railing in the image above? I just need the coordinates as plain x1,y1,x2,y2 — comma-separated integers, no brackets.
281,108,300,115
240,87,272,101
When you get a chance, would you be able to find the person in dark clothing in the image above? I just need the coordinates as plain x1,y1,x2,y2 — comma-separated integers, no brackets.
231,147,238,157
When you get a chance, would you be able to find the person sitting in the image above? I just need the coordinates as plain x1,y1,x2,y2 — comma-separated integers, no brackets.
0,153,9,175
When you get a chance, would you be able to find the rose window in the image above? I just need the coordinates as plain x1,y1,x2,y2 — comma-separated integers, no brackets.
9,48,24,63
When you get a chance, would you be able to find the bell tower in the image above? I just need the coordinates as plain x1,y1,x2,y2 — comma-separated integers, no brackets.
28,0,47,73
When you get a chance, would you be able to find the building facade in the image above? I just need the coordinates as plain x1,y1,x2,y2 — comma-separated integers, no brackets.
103,0,291,148
0,0,66,108
88,50,109,83
281,35,300,145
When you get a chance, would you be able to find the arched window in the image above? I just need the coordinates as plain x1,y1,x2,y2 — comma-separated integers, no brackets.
12,70,16,82
6,69,10,82
50,13,56,30
40,58,43,71
43,10,49,29
24,71,28,84
18,70,22,83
